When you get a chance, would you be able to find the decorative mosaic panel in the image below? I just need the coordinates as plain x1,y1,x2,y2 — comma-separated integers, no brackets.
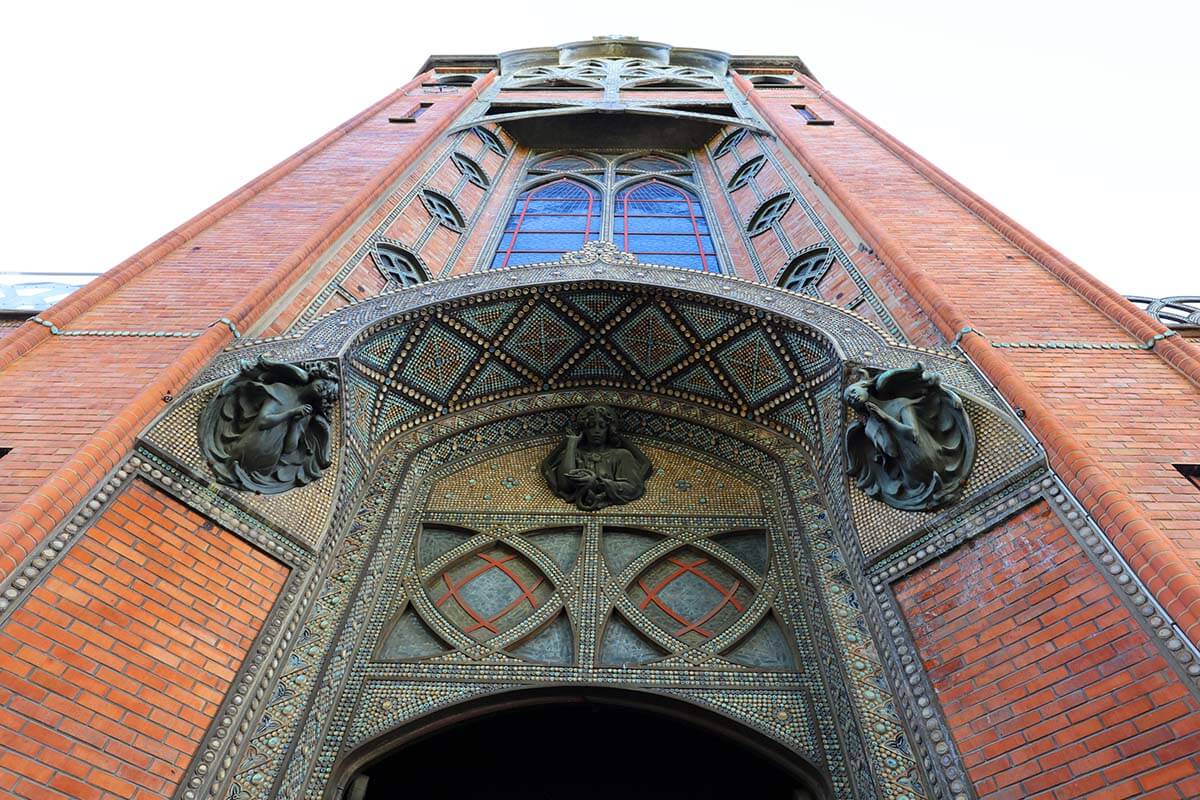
426,441,764,516
190,252,992,454
215,396,927,800
337,283,843,463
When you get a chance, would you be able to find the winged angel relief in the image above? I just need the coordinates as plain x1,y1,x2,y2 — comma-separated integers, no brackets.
843,363,976,512
199,356,339,494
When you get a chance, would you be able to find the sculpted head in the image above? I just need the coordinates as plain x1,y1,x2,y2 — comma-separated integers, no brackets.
307,363,340,411
843,376,871,412
577,404,617,448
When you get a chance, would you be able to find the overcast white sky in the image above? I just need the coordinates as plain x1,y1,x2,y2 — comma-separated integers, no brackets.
2,0,1196,297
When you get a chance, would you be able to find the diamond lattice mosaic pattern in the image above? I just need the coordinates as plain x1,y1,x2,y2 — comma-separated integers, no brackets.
345,284,842,459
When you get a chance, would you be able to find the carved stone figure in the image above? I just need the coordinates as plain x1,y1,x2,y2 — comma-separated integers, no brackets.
843,363,975,512
199,356,339,494
542,404,653,511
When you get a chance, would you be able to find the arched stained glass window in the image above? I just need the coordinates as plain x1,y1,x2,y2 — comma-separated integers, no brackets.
613,180,719,272
490,179,601,269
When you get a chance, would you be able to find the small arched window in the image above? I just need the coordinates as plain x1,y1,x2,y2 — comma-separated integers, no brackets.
746,194,793,237
491,179,601,268
727,156,765,191
451,152,490,189
471,126,507,157
613,180,719,272
713,129,747,159
421,190,466,233
373,244,429,287
776,248,832,294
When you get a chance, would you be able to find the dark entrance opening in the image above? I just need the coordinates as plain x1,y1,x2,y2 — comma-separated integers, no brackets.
351,701,820,799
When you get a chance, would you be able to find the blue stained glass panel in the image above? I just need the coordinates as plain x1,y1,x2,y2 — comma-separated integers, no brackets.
510,232,593,251
614,179,721,273
491,178,600,269
510,215,600,233
639,254,707,270
624,233,716,253
493,251,550,267
615,216,708,235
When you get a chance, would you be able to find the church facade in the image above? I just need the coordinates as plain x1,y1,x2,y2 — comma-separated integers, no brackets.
1,37,1199,800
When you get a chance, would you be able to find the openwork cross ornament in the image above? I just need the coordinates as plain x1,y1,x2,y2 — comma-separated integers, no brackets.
843,363,976,512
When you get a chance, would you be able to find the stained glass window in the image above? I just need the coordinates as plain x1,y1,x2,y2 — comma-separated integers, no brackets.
614,180,719,272
533,154,601,173
490,179,601,268
620,154,685,172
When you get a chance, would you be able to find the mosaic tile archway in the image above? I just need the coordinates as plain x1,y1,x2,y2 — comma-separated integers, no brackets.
138,252,1044,800
212,395,931,800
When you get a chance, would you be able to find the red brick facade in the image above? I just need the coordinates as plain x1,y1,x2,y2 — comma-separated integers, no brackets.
0,40,1196,798
0,483,287,798
896,504,1200,799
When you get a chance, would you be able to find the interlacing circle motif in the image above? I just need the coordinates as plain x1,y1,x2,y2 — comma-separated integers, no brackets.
637,555,745,638
435,552,545,635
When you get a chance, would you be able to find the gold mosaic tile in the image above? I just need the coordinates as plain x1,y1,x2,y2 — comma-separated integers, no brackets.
427,440,763,516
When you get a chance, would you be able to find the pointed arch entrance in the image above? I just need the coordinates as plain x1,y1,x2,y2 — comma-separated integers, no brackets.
335,687,831,800
155,249,1038,800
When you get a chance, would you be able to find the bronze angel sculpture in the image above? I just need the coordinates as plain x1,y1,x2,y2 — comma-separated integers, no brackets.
542,404,653,511
199,356,340,494
843,363,975,512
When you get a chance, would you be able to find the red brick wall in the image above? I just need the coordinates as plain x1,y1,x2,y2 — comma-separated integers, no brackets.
895,503,1200,799
0,482,288,799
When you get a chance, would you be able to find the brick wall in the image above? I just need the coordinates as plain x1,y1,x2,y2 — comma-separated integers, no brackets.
895,503,1200,799
0,482,288,799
